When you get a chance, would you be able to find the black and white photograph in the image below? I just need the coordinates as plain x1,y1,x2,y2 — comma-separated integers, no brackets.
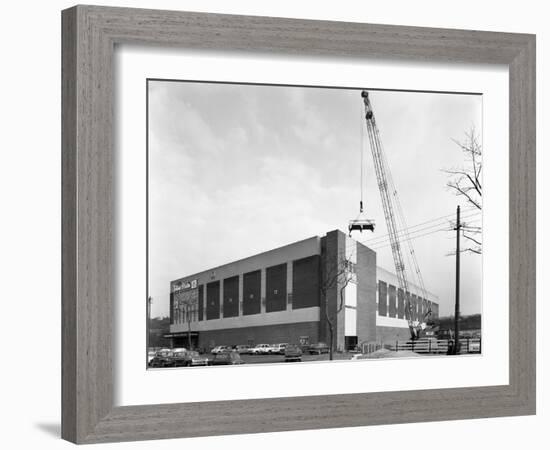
146,80,483,368
1,0,542,447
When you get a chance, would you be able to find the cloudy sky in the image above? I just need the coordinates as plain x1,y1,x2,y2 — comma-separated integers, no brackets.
148,80,482,318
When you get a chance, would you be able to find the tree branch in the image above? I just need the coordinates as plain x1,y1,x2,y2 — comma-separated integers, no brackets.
446,181,482,209
462,231,482,246
465,173,482,197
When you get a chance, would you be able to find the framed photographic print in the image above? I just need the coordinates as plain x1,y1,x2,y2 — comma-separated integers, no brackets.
62,5,535,444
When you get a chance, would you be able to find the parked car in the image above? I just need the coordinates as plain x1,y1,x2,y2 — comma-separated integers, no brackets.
148,348,174,368
233,345,251,354
250,344,271,355
465,339,481,353
308,342,330,355
211,345,232,355
269,343,288,355
209,351,245,366
284,344,302,362
169,349,189,367
182,350,209,367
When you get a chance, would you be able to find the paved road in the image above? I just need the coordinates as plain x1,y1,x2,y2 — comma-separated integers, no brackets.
210,352,355,364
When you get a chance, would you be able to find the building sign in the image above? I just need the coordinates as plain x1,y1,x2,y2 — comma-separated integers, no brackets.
173,279,198,292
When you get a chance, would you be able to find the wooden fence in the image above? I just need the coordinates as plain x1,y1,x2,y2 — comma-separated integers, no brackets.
390,337,481,354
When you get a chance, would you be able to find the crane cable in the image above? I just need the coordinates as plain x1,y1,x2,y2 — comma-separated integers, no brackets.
360,101,364,212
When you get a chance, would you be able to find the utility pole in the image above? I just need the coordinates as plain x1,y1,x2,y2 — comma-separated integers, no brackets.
453,206,461,355
146,296,152,354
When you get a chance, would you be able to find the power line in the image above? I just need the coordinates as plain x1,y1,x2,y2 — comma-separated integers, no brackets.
370,227,449,250
358,210,480,248
360,207,478,244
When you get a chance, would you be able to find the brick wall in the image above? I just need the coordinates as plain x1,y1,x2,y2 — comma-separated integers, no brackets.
198,321,319,350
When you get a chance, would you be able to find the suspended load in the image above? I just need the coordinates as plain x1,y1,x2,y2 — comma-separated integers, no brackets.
348,201,375,237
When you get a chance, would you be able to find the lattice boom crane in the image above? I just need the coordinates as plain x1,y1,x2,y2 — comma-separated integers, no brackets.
360,90,429,340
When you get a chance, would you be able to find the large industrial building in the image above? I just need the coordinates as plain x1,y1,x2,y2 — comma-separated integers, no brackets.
167,230,439,352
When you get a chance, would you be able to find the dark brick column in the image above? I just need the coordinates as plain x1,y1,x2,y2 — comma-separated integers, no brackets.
319,230,346,352
356,242,377,343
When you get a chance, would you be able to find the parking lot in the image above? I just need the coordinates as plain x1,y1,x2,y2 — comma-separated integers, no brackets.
149,338,481,368
221,352,354,364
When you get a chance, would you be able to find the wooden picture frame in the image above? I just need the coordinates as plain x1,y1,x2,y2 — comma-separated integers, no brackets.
61,5,536,444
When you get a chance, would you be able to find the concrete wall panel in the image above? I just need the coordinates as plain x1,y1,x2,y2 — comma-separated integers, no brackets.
223,276,239,318
292,255,320,309
242,270,261,316
266,263,287,312
388,284,397,318
206,281,220,320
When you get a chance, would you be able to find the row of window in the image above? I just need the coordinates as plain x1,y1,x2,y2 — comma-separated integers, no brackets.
171,256,320,324
377,280,439,320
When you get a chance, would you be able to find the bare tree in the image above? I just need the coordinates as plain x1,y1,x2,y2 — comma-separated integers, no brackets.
444,127,482,254
319,257,354,360
175,290,198,350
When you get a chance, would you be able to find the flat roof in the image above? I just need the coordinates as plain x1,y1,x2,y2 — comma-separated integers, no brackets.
171,235,322,287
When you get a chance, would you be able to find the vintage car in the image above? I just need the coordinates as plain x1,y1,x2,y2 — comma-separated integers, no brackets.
308,342,330,355
210,345,232,355
268,343,288,355
169,349,189,367
249,344,271,355
148,348,174,368
181,350,209,367
233,345,251,354
209,351,245,366
284,344,303,362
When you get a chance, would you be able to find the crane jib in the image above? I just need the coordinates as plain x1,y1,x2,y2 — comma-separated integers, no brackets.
361,90,429,340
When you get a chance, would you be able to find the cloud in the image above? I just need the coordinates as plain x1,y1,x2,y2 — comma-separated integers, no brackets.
148,81,482,318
